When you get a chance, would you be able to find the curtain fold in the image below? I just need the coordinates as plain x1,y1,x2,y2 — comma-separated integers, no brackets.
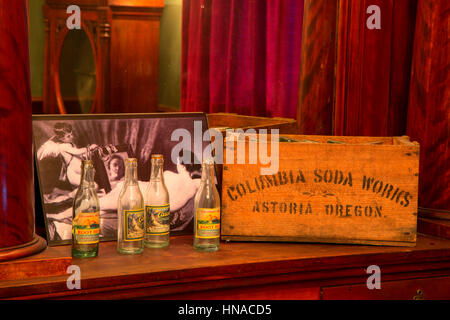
182,0,304,118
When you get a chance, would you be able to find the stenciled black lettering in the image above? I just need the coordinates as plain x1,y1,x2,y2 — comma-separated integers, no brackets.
246,180,256,193
375,205,382,217
265,175,274,187
254,177,261,191
271,202,277,213
390,187,400,201
362,175,374,191
314,169,322,183
372,180,383,194
272,174,279,187
335,170,344,184
384,184,394,198
344,172,353,186
236,183,246,197
324,170,333,183
402,192,412,207
336,204,343,216
395,190,405,205
289,170,294,184
278,171,288,185
290,202,297,214
296,170,306,183
227,186,238,201
345,205,352,216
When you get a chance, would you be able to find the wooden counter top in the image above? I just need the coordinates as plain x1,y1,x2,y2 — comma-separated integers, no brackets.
1,234,450,299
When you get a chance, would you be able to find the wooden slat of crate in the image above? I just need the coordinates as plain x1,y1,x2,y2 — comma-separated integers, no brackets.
221,135,419,246
207,113,298,134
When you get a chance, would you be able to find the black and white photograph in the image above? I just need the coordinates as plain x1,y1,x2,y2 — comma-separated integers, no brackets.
32,113,212,246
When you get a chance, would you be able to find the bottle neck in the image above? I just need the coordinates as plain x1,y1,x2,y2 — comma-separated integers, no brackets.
80,165,95,188
200,163,215,186
150,161,163,182
124,163,139,185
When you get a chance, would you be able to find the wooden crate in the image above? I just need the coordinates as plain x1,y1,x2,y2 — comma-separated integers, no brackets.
221,134,420,246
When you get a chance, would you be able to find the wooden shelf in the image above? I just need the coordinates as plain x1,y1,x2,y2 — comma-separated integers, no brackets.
1,234,450,299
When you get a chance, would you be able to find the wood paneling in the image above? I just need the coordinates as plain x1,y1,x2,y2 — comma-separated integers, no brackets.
334,0,417,136
297,0,337,135
109,8,161,113
0,0,35,248
406,0,450,213
43,0,163,114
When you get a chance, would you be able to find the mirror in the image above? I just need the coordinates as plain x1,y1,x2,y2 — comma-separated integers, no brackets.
58,29,96,114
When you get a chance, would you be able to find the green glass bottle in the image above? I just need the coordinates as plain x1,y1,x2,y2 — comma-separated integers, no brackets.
193,158,221,251
72,160,100,258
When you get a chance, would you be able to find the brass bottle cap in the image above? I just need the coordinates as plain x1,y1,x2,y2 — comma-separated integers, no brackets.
82,159,94,167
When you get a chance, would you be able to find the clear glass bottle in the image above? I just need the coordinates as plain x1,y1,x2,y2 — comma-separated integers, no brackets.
72,160,100,258
193,158,221,251
144,154,170,248
117,158,144,254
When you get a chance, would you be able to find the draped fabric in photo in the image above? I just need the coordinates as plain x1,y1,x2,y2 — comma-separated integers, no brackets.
181,0,304,118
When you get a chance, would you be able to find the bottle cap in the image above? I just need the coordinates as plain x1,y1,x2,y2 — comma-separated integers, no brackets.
125,158,137,164
81,159,94,166
203,157,215,165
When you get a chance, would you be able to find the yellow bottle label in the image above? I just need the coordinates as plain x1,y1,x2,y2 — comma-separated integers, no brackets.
145,204,170,236
73,212,100,244
196,207,220,239
124,209,145,241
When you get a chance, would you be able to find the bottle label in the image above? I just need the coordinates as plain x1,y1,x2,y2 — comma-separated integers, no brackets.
73,212,100,244
124,209,145,241
196,207,221,239
145,204,170,235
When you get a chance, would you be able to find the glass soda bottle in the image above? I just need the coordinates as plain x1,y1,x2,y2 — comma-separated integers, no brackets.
72,160,100,258
144,154,170,248
117,158,145,254
193,158,221,251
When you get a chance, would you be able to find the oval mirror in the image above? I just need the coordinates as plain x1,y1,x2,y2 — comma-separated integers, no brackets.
58,29,96,114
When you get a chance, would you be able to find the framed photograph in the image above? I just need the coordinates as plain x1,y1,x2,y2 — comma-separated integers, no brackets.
32,112,212,246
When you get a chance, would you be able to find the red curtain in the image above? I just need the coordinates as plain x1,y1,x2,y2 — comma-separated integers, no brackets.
181,0,304,118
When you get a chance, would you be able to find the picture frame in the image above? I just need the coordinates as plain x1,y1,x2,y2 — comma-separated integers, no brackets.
32,112,212,246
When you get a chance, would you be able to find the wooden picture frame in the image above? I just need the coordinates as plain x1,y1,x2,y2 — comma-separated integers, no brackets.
32,112,211,246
